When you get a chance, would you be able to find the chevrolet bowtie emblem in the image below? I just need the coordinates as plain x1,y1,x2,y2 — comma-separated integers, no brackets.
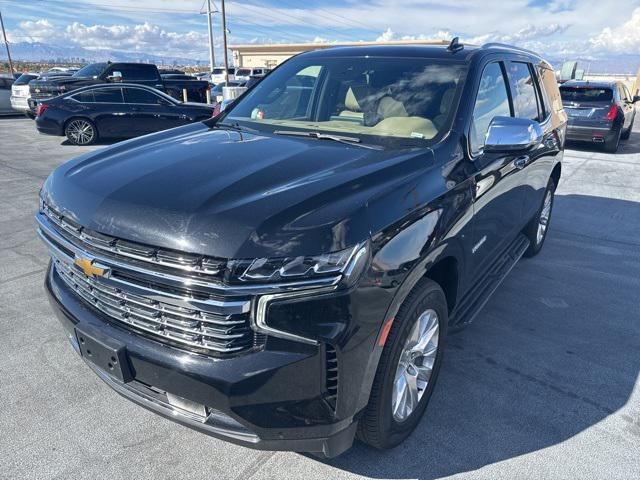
74,257,108,278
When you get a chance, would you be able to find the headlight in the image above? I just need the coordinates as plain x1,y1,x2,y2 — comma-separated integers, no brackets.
228,244,367,284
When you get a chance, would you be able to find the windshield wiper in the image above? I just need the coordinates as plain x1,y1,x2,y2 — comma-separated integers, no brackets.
273,130,381,150
214,121,258,133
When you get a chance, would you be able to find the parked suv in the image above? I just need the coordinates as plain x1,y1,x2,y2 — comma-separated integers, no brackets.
37,42,565,457
560,80,638,152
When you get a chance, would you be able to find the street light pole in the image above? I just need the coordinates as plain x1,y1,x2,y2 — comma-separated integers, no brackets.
0,10,15,76
205,0,215,73
220,0,230,86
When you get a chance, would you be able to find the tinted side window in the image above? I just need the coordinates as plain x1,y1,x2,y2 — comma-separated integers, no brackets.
124,88,163,104
93,88,124,103
72,91,95,103
117,65,158,81
470,62,511,154
507,62,540,121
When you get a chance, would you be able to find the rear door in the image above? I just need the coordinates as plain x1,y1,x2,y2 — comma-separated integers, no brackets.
90,87,127,137
468,60,528,279
123,87,183,134
0,78,12,113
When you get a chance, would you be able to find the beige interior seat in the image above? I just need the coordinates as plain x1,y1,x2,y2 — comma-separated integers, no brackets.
433,88,455,129
339,87,366,119
377,96,408,118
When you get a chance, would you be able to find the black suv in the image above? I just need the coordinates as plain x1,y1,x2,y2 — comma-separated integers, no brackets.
37,41,566,457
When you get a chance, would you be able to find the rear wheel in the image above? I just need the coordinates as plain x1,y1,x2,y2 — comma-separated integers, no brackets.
604,126,621,153
523,177,555,257
65,118,97,145
621,117,634,140
357,278,447,450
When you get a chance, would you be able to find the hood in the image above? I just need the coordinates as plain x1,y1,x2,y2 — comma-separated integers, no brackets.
31,76,90,89
42,123,434,259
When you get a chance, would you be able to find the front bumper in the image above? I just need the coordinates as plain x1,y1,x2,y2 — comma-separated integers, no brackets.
44,263,362,456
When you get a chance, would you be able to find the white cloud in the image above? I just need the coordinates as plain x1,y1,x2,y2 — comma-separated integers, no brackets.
589,7,640,53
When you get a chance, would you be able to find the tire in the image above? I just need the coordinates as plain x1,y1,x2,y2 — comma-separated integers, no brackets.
65,118,98,145
621,117,634,140
603,126,621,153
357,278,447,450
523,177,556,257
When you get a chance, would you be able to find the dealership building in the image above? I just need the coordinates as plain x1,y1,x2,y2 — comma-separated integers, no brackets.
229,39,449,69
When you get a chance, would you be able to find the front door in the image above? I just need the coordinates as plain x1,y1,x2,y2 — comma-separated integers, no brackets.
467,61,528,280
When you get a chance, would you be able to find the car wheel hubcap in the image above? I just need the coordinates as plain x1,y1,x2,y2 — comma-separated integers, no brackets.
391,309,439,422
536,190,552,245
68,121,94,144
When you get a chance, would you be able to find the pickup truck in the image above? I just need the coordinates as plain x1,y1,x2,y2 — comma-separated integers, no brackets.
28,62,209,110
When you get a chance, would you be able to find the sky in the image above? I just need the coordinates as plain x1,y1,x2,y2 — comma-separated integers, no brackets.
1,0,640,68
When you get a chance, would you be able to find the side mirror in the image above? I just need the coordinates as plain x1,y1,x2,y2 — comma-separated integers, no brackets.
483,116,543,153
633,95,640,103
107,71,123,82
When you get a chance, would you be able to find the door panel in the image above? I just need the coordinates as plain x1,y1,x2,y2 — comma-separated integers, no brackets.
468,61,527,280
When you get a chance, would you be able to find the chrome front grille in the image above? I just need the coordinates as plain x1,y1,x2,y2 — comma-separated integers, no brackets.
37,204,256,356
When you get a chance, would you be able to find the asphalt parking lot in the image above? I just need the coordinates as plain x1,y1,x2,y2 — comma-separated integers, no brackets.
1,116,639,480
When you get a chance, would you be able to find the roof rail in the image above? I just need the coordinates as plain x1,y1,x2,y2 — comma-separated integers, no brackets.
480,42,539,56
447,37,464,53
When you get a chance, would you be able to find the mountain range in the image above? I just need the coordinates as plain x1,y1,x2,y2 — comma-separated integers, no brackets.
2,41,638,74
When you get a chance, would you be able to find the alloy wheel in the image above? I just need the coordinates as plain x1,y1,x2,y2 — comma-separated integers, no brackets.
391,308,440,422
67,120,95,145
536,190,553,245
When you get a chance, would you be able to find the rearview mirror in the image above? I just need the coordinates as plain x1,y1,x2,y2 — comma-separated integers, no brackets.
107,71,123,82
483,116,543,153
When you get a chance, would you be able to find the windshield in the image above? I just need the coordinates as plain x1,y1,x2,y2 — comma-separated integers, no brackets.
14,74,37,85
560,86,613,103
226,55,466,145
236,69,251,76
73,63,108,78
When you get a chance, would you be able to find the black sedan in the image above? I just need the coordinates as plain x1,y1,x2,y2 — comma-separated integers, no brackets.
35,83,215,145
560,80,639,152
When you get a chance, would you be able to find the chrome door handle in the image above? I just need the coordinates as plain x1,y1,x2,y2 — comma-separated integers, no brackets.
514,155,529,170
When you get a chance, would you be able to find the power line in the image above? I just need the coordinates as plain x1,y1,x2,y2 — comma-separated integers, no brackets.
268,0,373,31
231,2,356,41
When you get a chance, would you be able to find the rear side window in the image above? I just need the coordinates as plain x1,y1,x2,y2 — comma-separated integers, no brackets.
507,62,540,121
559,87,613,103
470,62,511,154
72,91,95,103
93,88,124,103
124,88,163,104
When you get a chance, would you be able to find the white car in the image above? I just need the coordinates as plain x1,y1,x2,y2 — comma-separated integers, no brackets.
209,67,236,84
10,73,38,117
234,67,270,82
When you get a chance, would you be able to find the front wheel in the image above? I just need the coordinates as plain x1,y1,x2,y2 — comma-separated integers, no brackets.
523,177,555,257
357,278,447,450
65,118,97,145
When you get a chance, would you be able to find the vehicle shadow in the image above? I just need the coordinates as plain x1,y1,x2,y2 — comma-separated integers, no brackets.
311,193,640,479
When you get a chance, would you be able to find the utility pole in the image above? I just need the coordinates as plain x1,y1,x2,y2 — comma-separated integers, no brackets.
221,0,230,86
0,10,15,76
205,0,215,73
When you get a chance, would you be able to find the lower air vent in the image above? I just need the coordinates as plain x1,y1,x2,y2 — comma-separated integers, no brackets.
325,345,338,409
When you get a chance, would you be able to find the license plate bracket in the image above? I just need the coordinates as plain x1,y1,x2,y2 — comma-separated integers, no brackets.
75,324,133,383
